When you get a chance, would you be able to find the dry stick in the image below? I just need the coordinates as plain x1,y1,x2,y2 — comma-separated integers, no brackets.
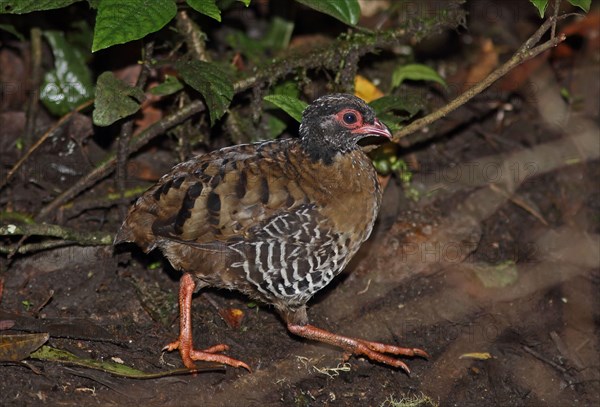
0,240,76,255
0,223,113,246
176,9,210,62
35,100,205,220
489,183,549,226
393,15,569,141
231,26,421,93
551,0,560,39
115,42,154,219
0,99,94,191
116,121,134,220
22,27,43,150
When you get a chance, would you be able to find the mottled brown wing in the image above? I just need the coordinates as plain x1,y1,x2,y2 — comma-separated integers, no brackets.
115,140,308,252
146,202,350,308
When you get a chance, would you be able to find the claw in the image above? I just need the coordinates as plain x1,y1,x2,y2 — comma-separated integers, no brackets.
163,337,251,372
288,323,427,373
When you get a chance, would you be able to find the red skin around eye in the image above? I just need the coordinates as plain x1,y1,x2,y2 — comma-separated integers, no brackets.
336,109,363,129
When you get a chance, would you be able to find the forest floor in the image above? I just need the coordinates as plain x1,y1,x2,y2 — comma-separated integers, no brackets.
1,2,598,406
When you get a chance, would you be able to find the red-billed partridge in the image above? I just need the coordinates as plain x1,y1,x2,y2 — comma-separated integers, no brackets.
115,94,428,373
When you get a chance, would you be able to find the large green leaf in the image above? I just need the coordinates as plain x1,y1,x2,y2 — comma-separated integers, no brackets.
568,0,591,12
186,0,221,22
93,71,145,126
529,0,548,17
263,94,307,123
391,63,447,89
295,0,360,26
0,0,82,14
176,60,234,125
92,0,177,52
40,31,94,116
529,0,590,17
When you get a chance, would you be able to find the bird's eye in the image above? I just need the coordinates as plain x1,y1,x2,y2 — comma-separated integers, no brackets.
343,112,358,124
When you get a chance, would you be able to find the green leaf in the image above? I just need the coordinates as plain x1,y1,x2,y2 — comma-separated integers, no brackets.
0,23,24,40
529,0,548,17
67,20,94,52
176,60,234,125
391,63,447,89
295,0,361,26
369,95,421,118
369,95,423,131
237,0,250,6
272,80,300,99
30,345,222,377
186,0,221,22
530,0,589,17
93,71,145,126
150,75,183,96
263,94,307,123
0,0,82,14
568,0,591,12
92,0,177,52
471,261,519,288
40,31,94,116
226,17,293,63
265,112,287,139
261,17,294,51
226,30,263,61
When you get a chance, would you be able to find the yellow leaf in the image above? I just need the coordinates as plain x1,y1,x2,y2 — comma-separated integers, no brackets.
354,75,384,102
459,352,494,360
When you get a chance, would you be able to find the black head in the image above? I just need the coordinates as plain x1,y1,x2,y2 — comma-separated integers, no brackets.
299,94,392,164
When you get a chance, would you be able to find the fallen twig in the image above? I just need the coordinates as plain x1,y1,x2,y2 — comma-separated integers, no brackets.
0,223,113,251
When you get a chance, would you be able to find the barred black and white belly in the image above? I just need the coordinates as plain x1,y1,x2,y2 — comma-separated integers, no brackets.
228,205,356,307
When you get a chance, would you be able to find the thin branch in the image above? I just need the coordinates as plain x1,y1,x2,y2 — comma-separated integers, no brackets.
22,27,43,150
0,223,113,248
62,185,151,219
176,10,210,62
0,240,76,255
231,22,453,93
0,99,94,191
115,42,154,218
551,0,560,39
393,15,570,141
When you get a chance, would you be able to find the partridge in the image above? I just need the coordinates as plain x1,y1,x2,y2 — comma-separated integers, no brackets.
115,94,428,373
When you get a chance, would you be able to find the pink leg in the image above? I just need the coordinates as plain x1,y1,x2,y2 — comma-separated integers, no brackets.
287,323,428,374
163,273,251,371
